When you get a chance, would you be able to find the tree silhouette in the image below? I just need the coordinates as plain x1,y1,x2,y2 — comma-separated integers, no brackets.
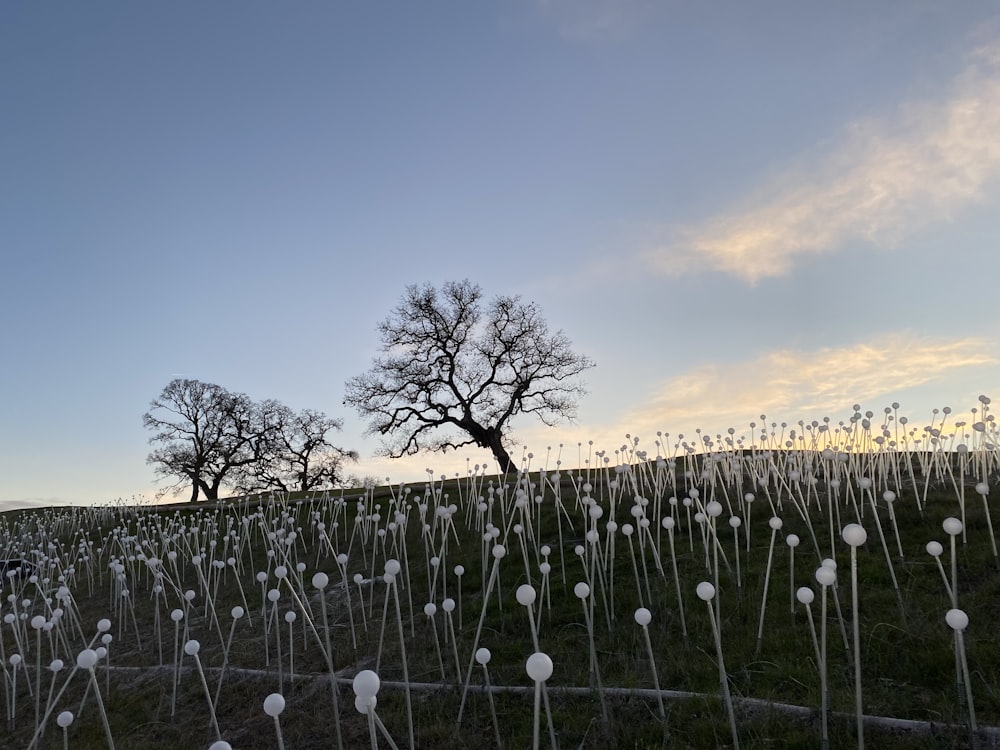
143,379,260,502
345,280,594,473
144,379,355,501
235,403,358,493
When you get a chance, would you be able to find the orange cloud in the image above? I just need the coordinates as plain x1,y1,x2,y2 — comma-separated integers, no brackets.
513,333,998,455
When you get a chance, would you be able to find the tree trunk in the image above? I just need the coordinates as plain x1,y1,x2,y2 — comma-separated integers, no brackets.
188,482,200,502
487,434,517,474
205,481,220,501
466,421,517,475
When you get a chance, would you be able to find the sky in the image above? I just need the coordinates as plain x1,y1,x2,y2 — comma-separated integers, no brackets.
2,1,999,510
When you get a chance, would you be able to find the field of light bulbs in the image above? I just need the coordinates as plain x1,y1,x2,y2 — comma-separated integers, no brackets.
3,402,1000,749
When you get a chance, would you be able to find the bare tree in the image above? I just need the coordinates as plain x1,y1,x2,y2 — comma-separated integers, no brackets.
237,403,359,493
344,280,594,473
143,379,265,502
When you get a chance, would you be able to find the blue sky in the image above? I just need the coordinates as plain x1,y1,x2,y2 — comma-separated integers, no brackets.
3,1,999,509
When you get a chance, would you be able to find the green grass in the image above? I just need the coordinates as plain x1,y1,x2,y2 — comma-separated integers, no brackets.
2,454,999,748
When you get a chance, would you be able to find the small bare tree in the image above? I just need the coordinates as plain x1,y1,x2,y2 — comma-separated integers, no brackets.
237,403,359,493
143,379,261,502
345,280,594,473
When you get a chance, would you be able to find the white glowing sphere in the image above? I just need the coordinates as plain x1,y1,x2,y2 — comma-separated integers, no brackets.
263,692,285,717
76,649,98,669
423,603,437,617
943,517,963,536
516,584,537,606
97,618,111,632
729,516,741,528
312,572,329,589
842,524,867,547
815,567,836,587
353,669,380,699
696,582,716,601
475,647,492,665
492,545,507,559
945,608,969,631
56,710,74,728
796,587,815,605
442,598,455,613
525,652,553,682
706,501,723,518
786,534,800,548
384,559,401,576
274,565,288,579
634,607,652,626
926,541,943,557
184,640,201,656
769,517,783,530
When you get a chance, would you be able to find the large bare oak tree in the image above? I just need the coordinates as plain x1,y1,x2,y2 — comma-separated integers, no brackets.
344,280,594,473
143,379,259,502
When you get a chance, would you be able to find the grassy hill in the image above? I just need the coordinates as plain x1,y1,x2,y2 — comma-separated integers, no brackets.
2,451,999,748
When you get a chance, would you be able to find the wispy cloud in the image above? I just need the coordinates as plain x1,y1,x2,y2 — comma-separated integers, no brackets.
647,41,1000,283
512,333,997,454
